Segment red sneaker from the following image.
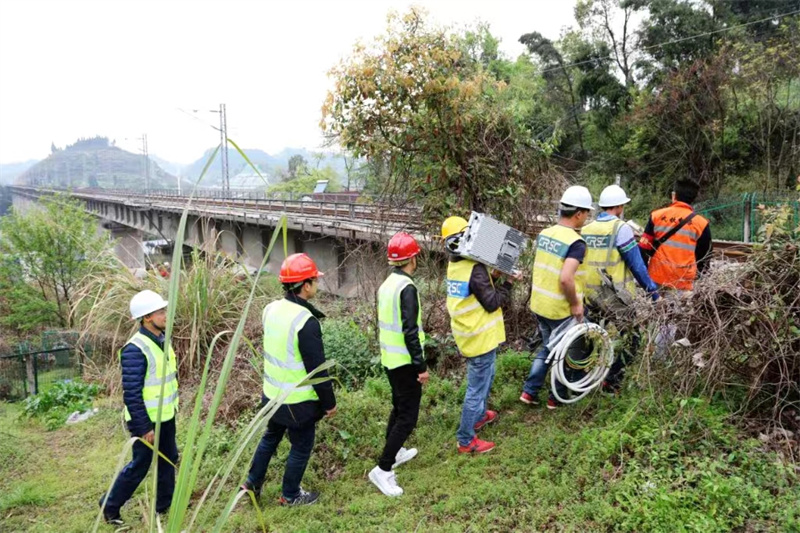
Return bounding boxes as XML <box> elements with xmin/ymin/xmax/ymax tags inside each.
<box><xmin>458</xmin><ymin>437</ymin><xmax>495</xmax><ymax>454</ymax></box>
<box><xmin>546</xmin><ymin>398</ymin><xmax>559</xmax><ymax>410</ymax></box>
<box><xmin>519</xmin><ymin>392</ymin><xmax>538</xmax><ymax>405</ymax></box>
<box><xmin>474</xmin><ymin>410</ymin><xmax>497</xmax><ymax>431</ymax></box>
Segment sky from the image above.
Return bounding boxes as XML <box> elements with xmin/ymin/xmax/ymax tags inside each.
<box><xmin>0</xmin><ymin>0</ymin><xmax>578</xmax><ymax>165</ymax></box>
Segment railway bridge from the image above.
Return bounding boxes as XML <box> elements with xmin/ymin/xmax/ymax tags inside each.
<box><xmin>7</xmin><ymin>186</ymin><xmax>751</xmax><ymax>297</ymax></box>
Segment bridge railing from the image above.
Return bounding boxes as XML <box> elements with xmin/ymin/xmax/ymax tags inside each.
<box><xmin>19</xmin><ymin>186</ymin><xmax>425</xmax><ymax>229</ymax></box>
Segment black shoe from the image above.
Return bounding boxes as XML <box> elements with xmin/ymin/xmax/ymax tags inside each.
<box><xmin>103</xmin><ymin>512</ymin><xmax>125</xmax><ymax>526</ymax></box>
<box><xmin>279</xmin><ymin>488</ymin><xmax>319</xmax><ymax>506</ymax></box>
<box><xmin>240</xmin><ymin>481</ymin><xmax>261</xmax><ymax>501</ymax></box>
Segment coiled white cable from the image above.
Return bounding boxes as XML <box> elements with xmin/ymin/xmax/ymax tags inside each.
<box><xmin>545</xmin><ymin>321</ymin><xmax>614</xmax><ymax>404</ymax></box>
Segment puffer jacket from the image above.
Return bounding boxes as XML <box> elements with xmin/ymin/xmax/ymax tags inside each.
<box><xmin>120</xmin><ymin>326</ymin><xmax>168</xmax><ymax>436</ymax></box>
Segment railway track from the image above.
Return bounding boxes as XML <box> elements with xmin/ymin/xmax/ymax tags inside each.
<box><xmin>14</xmin><ymin>186</ymin><xmax>756</xmax><ymax>257</ymax></box>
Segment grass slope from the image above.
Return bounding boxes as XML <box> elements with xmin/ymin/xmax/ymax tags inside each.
<box><xmin>1</xmin><ymin>351</ymin><xmax>798</xmax><ymax>533</ymax></box>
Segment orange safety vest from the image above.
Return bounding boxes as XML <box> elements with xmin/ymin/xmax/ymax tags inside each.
<box><xmin>641</xmin><ymin>201</ymin><xmax>709</xmax><ymax>290</ymax></box>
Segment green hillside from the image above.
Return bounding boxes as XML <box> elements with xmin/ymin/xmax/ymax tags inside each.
<box><xmin>16</xmin><ymin>137</ymin><xmax>180</xmax><ymax>190</ymax></box>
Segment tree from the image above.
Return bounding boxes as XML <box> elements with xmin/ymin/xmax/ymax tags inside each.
<box><xmin>0</xmin><ymin>194</ymin><xmax>114</xmax><ymax>329</ymax></box>
<box><xmin>520</xmin><ymin>31</ymin><xmax>586</xmax><ymax>154</ymax></box>
<box><xmin>322</xmin><ymin>9</ymin><xmax>560</xmax><ymax>227</ymax></box>
<box><xmin>268</xmin><ymin>166</ymin><xmax>341</xmax><ymax>195</ymax></box>
<box><xmin>287</xmin><ymin>154</ymin><xmax>308</xmax><ymax>179</ymax></box>
<box><xmin>575</xmin><ymin>0</ymin><xmax>638</xmax><ymax>88</ymax></box>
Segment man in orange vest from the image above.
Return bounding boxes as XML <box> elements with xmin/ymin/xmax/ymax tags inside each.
<box><xmin>639</xmin><ymin>180</ymin><xmax>712</xmax><ymax>291</ymax></box>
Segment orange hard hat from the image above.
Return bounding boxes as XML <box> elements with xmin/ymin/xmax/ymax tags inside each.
<box><xmin>279</xmin><ymin>253</ymin><xmax>323</xmax><ymax>283</ymax></box>
<box><xmin>387</xmin><ymin>232</ymin><xmax>421</xmax><ymax>262</ymax></box>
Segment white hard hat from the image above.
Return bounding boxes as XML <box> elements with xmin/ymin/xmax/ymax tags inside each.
<box><xmin>598</xmin><ymin>184</ymin><xmax>631</xmax><ymax>207</ymax></box>
<box><xmin>130</xmin><ymin>290</ymin><xmax>168</xmax><ymax>320</ymax></box>
<box><xmin>560</xmin><ymin>185</ymin><xmax>594</xmax><ymax>210</ymax></box>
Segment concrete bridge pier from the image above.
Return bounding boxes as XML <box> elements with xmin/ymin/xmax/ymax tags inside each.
<box><xmin>104</xmin><ymin>221</ymin><xmax>144</xmax><ymax>268</ymax></box>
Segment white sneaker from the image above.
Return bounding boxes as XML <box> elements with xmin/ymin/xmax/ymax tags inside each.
<box><xmin>368</xmin><ymin>466</ymin><xmax>403</xmax><ymax>496</ymax></box>
<box><xmin>392</xmin><ymin>447</ymin><xmax>418</xmax><ymax>469</ymax></box>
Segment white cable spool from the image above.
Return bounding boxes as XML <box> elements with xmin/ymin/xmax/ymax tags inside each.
<box><xmin>545</xmin><ymin>322</ymin><xmax>614</xmax><ymax>404</ymax></box>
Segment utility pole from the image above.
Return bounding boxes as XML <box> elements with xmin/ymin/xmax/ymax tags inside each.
<box><xmin>219</xmin><ymin>103</ymin><xmax>229</xmax><ymax>195</ymax></box>
<box><xmin>141</xmin><ymin>134</ymin><xmax>150</xmax><ymax>190</ymax></box>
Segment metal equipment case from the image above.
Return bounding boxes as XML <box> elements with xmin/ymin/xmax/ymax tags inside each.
<box><xmin>456</xmin><ymin>212</ymin><xmax>529</xmax><ymax>275</ymax></box>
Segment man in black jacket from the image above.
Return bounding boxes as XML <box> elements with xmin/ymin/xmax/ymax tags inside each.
<box><xmin>369</xmin><ymin>232</ymin><xmax>428</xmax><ymax>497</ymax></box>
<box><xmin>99</xmin><ymin>290</ymin><xmax>179</xmax><ymax>527</ymax></box>
<box><xmin>241</xmin><ymin>253</ymin><xmax>336</xmax><ymax>506</ymax></box>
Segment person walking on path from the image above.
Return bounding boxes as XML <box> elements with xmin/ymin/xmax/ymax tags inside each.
<box><xmin>581</xmin><ymin>185</ymin><xmax>659</xmax><ymax>393</ymax></box>
<box><xmin>241</xmin><ymin>253</ymin><xmax>336</xmax><ymax>507</ymax></box>
<box><xmin>520</xmin><ymin>186</ymin><xmax>592</xmax><ymax>410</ymax></box>
<box><xmin>99</xmin><ymin>290</ymin><xmax>179</xmax><ymax>527</ymax></box>
<box><xmin>639</xmin><ymin>179</ymin><xmax>712</xmax><ymax>292</ymax></box>
<box><xmin>443</xmin><ymin>216</ymin><xmax>520</xmax><ymax>455</ymax></box>
<box><xmin>369</xmin><ymin>232</ymin><xmax>429</xmax><ymax>497</ymax></box>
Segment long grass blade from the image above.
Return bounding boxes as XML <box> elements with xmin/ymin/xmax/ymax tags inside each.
<box><xmin>227</xmin><ymin>138</ymin><xmax>270</xmax><ymax>188</ymax></box>
<box><xmin>93</xmin><ymin>437</ymin><xmax>139</xmax><ymax>533</ymax></box>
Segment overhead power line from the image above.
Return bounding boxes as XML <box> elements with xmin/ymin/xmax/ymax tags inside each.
<box><xmin>534</xmin><ymin>7</ymin><xmax>800</xmax><ymax>75</ymax></box>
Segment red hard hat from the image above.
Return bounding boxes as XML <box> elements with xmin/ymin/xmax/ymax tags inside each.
<box><xmin>387</xmin><ymin>232</ymin><xmax>421</xmax><ymax>261</ymax></box>
<box><xmin>279</xmin><ymin>253</ymin><xmax>323</xmax><ymax>283</ymax></box>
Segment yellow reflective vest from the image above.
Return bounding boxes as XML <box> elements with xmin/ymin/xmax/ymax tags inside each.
<box><xmin>262</xmin><ymin>298</ymin><xmax>319</xmax><ymax>405</ymax></box>
<box><xmin>581</xmin><ymin>217</ymin><xmax>635</xmax><ymax>301</ymax></box>
<box><xmin>121</xmin><ymin>332</ymin><xmax>179</xmax><ymax>423</ymax></box>
<box><xmin>378</xmin><ymin>272</ymin><xmax>425</xmax><ymax>369</ymax></box>
<box><xmin>446</xmin><ymin>259</ymin><xmax>505</xmax><ymax>357</ymax></box>
<box><xmin>529</xmin><ymin>225</ymin><xmax>586</xmax><ymax>320</ymax></box>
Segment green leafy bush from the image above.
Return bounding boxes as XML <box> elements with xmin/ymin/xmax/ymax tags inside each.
<box><xmin>23</xmin><ymin>380</ymin><xmax>101</xmax><ymax>430</ymax></box>
<box><xmin>322</xmin><ymin>319</ymin><xmax>379</xmax><ymax>389</ymax></box>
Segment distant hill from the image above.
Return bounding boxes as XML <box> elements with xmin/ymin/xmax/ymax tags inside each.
<box><xmin>184</xmin><ymin>147</ymin><xmax>347</xmax><ymax>185</ymax></box>
<box><xmin>0</xmin><ymin>159</ymin><xmax>39</xmax><ymax>185</ymax></box>
<box><xmin>16</xmin><ymin>136</ymin><xmax>182</xmax><ymax>190</ymax></box>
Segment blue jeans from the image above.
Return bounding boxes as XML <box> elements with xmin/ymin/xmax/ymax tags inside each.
<box><xmin>246</xmin><ymin>420</ymin><xmax>316</xmax><ymax>500</ymax></box>
<box><xmin>101</xmin><ymin>418</ymin><xmax>179</xmax><ymax>515</ymax></box>
<box><xmin>456</xmin><ymin>349</ymin><xmax>496</xmax><ymax>446</ymax></box>
<box><xmin>522</xmin><ymin>315</ymin><xmax>575</xmax><ymax>401</ymax></box>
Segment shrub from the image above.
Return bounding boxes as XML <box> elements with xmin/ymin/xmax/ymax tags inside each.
<box><xmin>322</xmin><ymin>319</ymin><xmax>379</xmax><ymax>389</ymax></box>
<box><xmin>23</xmin><ymin>379</ymin><xmax>101</xmax><ymax>430</ymax></box>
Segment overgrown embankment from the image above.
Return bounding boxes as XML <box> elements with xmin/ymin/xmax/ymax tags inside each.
<box><xmin>1</xmin><ymin>350</ymin><xmax>798</xmax><ymax>533</ymax></box>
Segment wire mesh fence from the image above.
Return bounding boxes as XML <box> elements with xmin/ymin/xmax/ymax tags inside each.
<box><xmin>696</xmin><ymin>192</ymin><xmax>799</xmax><ymax>242</ymax></box>
<box><xmin>0</xmin><ymin>331</ymin><xmax>87</xmax><ymax>401</ymax></box>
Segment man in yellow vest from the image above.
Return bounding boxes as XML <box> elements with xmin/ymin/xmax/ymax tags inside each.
<box><xmin>241</xmin><ymin>253</ymin><xmax>336</xmax><ymax>507</ymax></box>
<box><xmin>582</xmin><ymin>185</ymin><xmax>659</xmax><ymax>393</ymax></box>
<box><xmin>520</xmin><ymin>186</ymin><xmax>592</xmax><ymax>410</ymax></box>
<box><xmin>369</xmin><ymin>232</ymin><xmax>428</xmax><ymax>496</ymax></box>
<box><xmin>443</xmin><ymin>216</ymin><xmax>520</xmax><ymax>454</ymax></box>
<box><xmin>99</xmin><ymin>290</ymin><xmax>179</xmax><ymax>527</ymax></box>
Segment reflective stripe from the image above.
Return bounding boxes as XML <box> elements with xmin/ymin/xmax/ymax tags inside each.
<box><xmin>379</xmin><ymin>320</ymin><xmax>403</xmax><ymax>333</ymax></box>
<box><xmin>653</xmin><ymin>225</ymin><xmax>698</xmax><ymax>239</ymax></box>
<box><xmin>130</xmin><ymin>338</ymin><xmax>157</xmax><ymax>381</ymax></box>
<box><xmin>143</xmin><ymin>390</ymin><xmax>179</xmax><ymax>409</ymax></box>
<box><xmin>286</xmin><ymin>310</ymin><xmax>313</xmax><ymax>360</ymax></box>
<box><xmin>144</xmin><ymin>371</ymin><xmax>176</xmax><ymax>387</ymax></box>
<box><xmin>264</xmin><ymin>373</ymin><xmax>313</xmax><ymax>392</ymax></box>
<box><xmin>535</xmin><ymin>263</ymin><xmax>562</xmax><ymax>276</ymax></box>
<box><xmin>531</xmin><ymin>285</ymin><xmax>566</xmax><ymax>300</ymax></box>
<box><xmin>661</xmin><ymin>240</ymin><xmax>696</xmax><ymax>251</ymax></box>
<box><xmin>380</xmin><ymin>342</ymin><xmax>410</xmax><ymax>356</ymax></box>
<box><xmin>587</xmin><ymin>259</ymin><xmax>622</xmax><ymax>268</ymax></box>
<box><xmin>391</xmin><ymin>279</ymin><xmax>411</xmax><ymax>330</ymax></box>
<box><xmin>263</xmin><ymin>350</ymin><xmax>305</xmax><ymax>371</ymax></box>
<box><xmin>449</xmin><ymin>301</ymin><xmax>482</xmax><ymax>318</ymax></box>
<box><xmin>452</xmin><ymin>316</ymin><xmax>504</xmax><ymax>338</ymax></box>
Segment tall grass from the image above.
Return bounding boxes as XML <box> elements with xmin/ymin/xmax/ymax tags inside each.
<box><xmin>93</xmin><ymin>141</ymin><xmax>331</xmax><ymax>532</ymax></box>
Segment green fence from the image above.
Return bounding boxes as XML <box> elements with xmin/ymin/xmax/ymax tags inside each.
<box><xmin>696</xmin><ymin>192</ymin><xmax>799</xmax><ymax>242</ymax></box>
<box><xmin>0</xmin><ymin>331</ymin><xmax>87</xmax><ymax>401</ymax></box>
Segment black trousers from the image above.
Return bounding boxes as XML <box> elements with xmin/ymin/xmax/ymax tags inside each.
<box><xmin>102</xmin><ymin>418</ymin><xmax>179</xmax><ymax>515</ymax></box>
<box><xmin>245</xmin><ymin>419</ymin><xmax>316</xmax><ymax>500</ymax></box>
<box><xmin>378</xmin><ymin>364</ymin><xmax>422</xmax><ymax>471</ymax></box>
<box><xmin>606</xmin><ymin>329</ymin><xmax>640</xmax><ymax>388</ymax></box>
